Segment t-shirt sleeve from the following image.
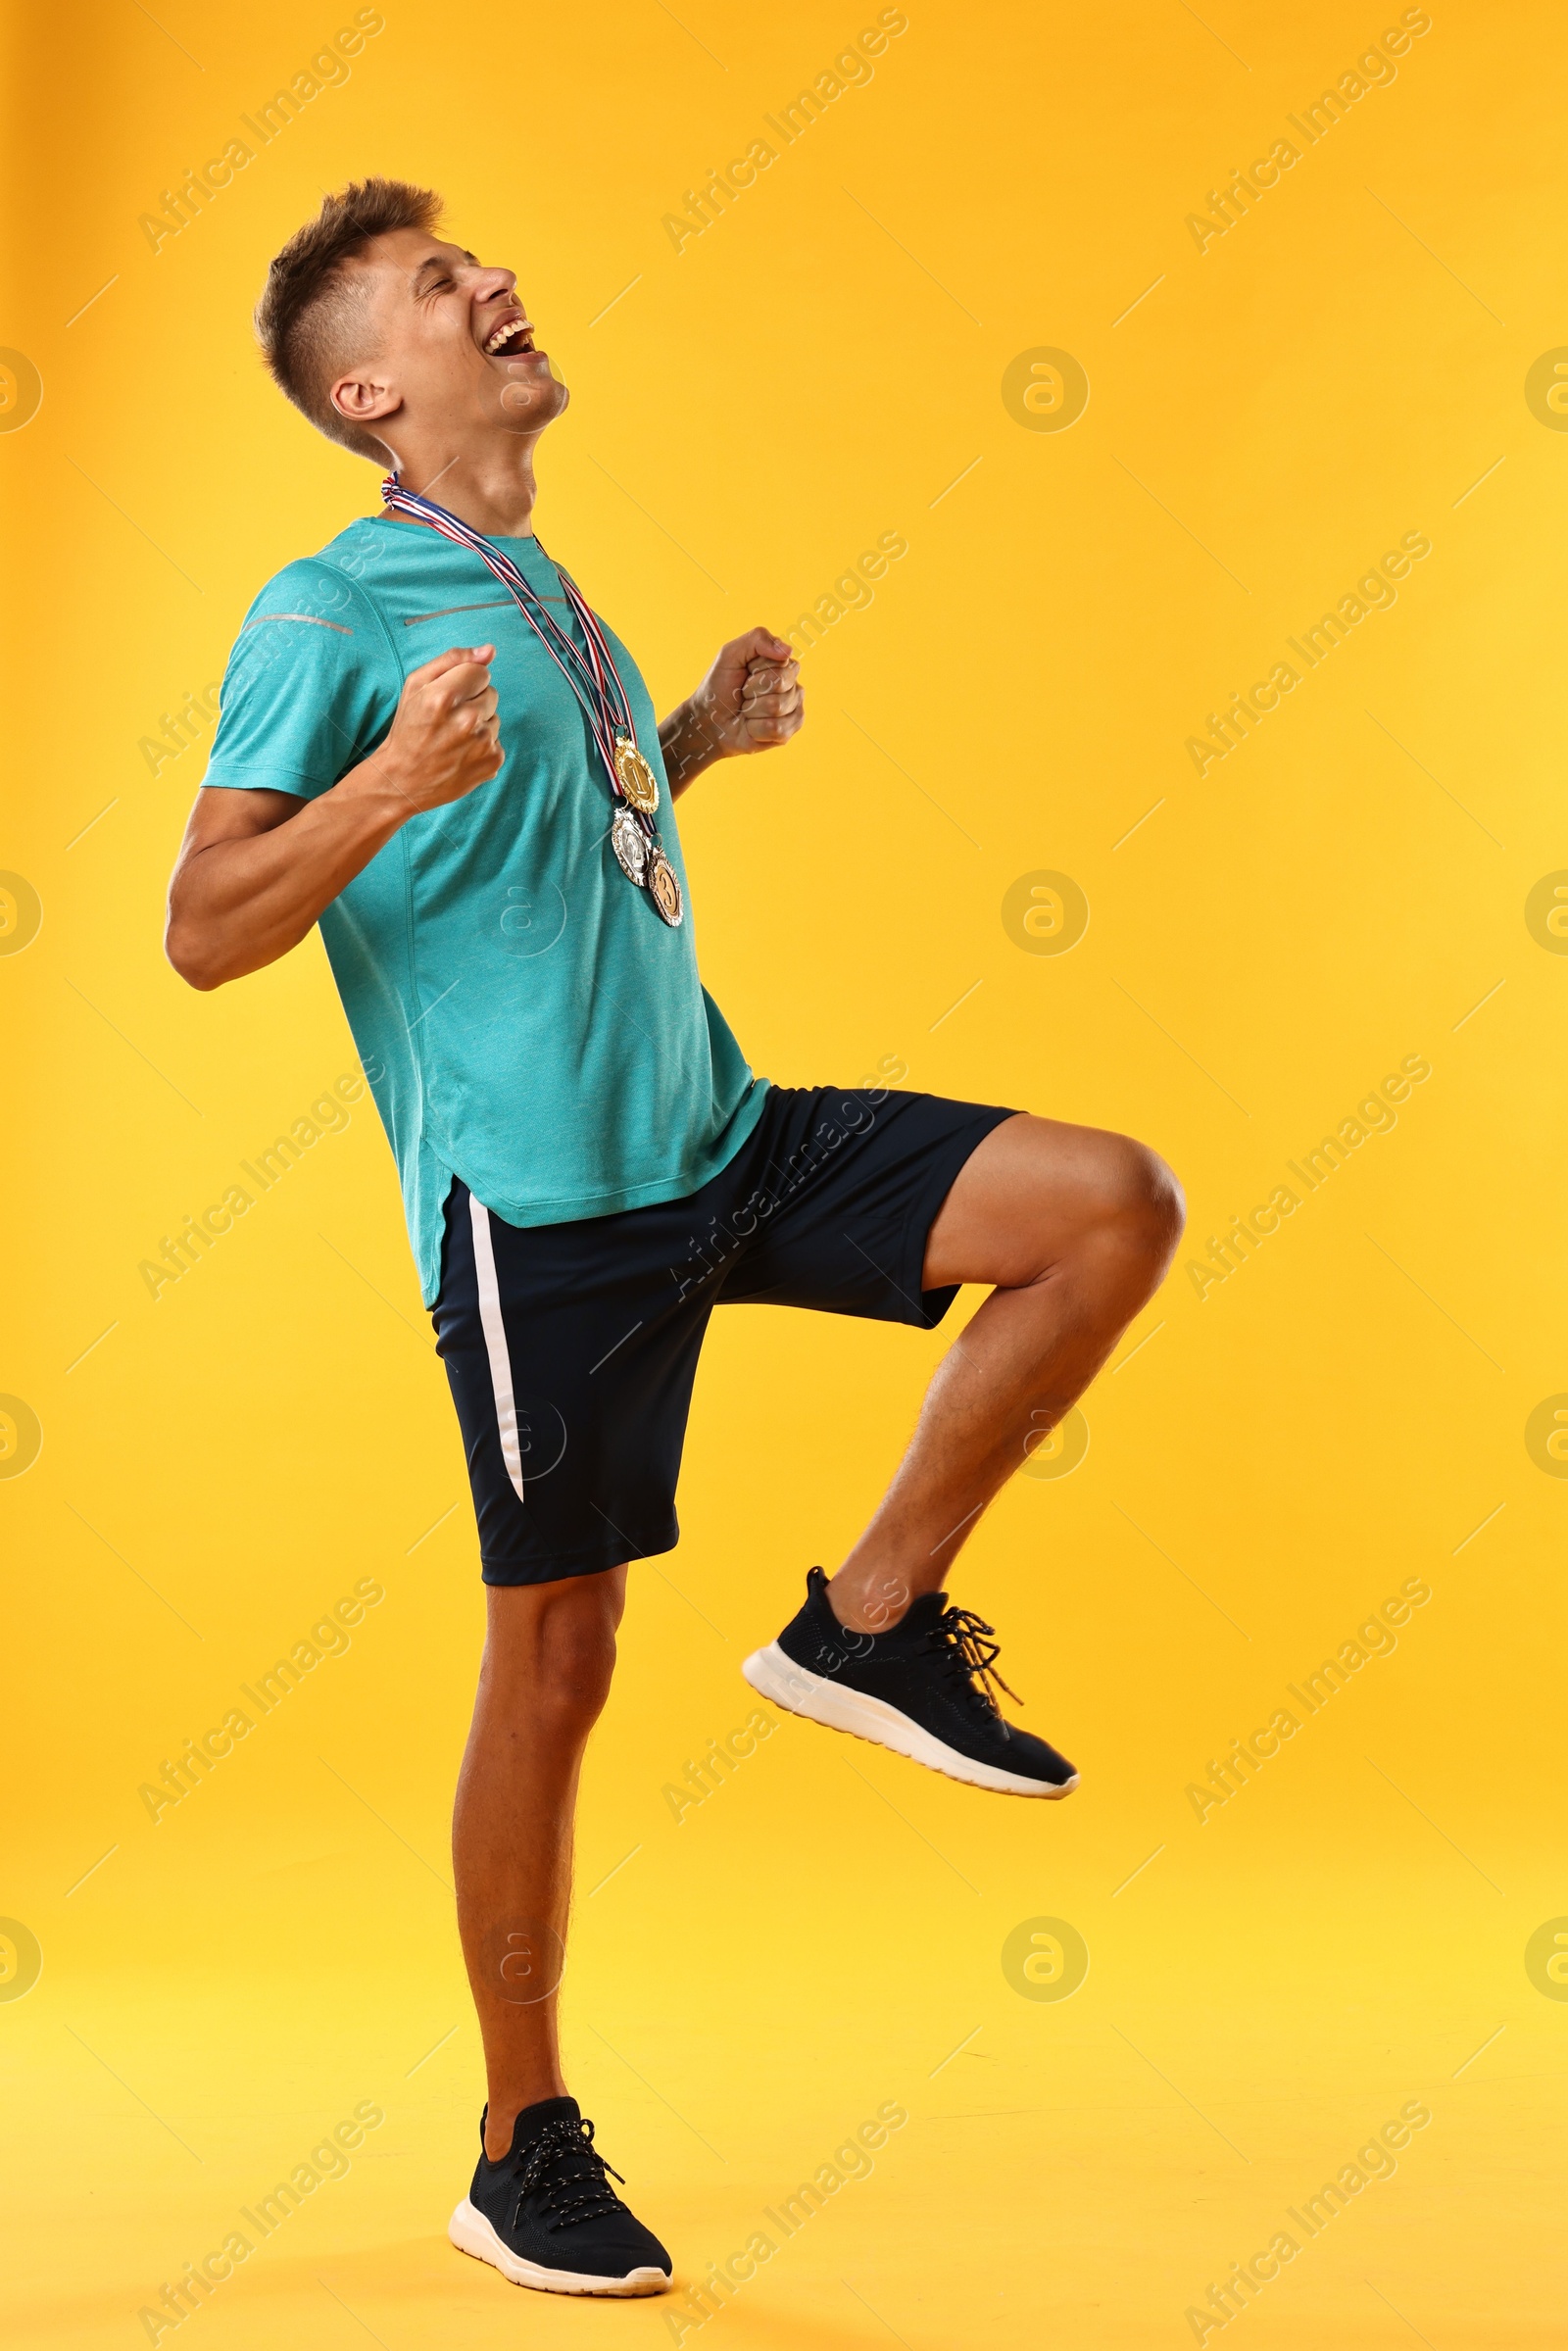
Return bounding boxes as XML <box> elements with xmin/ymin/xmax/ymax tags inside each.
<box><xmin>201</xmin><ymin>559</ymin><xmax>403</xmax><ymax>800</ymax></box>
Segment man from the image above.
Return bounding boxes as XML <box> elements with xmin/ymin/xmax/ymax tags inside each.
<box><xmin>167</xmin><ymin>178</ymin><xmax>1184</xmax><ymax>2299</ymax></box>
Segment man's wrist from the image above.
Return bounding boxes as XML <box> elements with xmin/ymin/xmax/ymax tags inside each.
<box><xmin>337</xmin><ymin>748</ymin><xmax>422</xmax><ymax>836</ymax></box>
<box><xmin>659</xmin><ymin>697</ymin><xmax>725</xmax><ymax>794</ymax></box>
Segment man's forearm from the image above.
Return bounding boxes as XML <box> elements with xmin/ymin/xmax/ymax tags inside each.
<box><xmin>657</xmin><ymin>699</ymin><xmax>726</xmax><ymax>798</ymax></box>
<box><xmin>167</xmin><ymin>763</ymin><xmax>413</xmax><ymax>990</ymax></box>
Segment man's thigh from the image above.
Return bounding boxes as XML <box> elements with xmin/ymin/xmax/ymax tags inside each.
<box><xmin>714</xmin><ymin>1086</ymin><xmax>1016</xmax><ymax>1330</ymax></box>
<box><xmin>921</xmin><ymin>1114</ymin><xmax>1175</xmax><ymax>1291</ymax></box>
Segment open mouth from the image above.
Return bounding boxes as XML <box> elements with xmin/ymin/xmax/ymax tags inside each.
<box><xmin>481</xmin><ymin>314</ymin><xmax>538</xmax><ymax>360</ymax></box>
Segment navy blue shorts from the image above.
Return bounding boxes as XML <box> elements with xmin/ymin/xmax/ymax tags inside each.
<box><xmin>430</xmin><ymin>1086</ymin><xmax>1016</xmax><ymax>1585</ymax></box>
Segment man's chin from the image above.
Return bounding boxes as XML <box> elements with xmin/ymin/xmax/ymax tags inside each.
<box><xmin>496</xmin><ymin>369</ymin><xmax>568</xmax><ymax>425</ymax></box>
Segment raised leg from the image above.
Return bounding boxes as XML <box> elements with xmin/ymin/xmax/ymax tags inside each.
<box><xmin>826</xmin><ymin>1114</ymin><xmax>1183</xmax><ymax>1632</ymax></box>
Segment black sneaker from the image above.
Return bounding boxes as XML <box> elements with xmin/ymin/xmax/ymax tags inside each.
<box><xmin>449</xmin><ymin>2095</ymin><xmax>671</xmax><ymax>2296</ymax></box>
<box><xmin>743</xmin><ymin>1568</ymin><xmax>1078</xmax><ymax>1798</ymax></box>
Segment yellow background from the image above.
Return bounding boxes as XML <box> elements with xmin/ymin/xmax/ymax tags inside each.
<box><xmin>4</xmin><ymin>1</ymin><xmax>1565</xmax><ymax>2342</ymax></box>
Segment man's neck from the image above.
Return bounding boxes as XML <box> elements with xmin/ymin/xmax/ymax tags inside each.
<box><xmin>385</xmin><ymin>440</ymin><xmax>542</xmax><ymax>539</ymax></box>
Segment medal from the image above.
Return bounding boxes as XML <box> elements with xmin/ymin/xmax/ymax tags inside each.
<box><xmin>611</xmin><ymin>804</ymin><xmax>649</xmax><ymax>886</ymax></box>
<box><xmin>379</xmin><ymin>475</ymin><xmax>682</xmax><ymax>928</ymax></box>
<box><xmin>646</xmin><ymin>847</ymin><xmax>684</xmax><ymax>927</ymax></box>
<box><xmin>612</xmin><ymin>733</ymin><xmax>660</xmax><ymax>814</ymax></box>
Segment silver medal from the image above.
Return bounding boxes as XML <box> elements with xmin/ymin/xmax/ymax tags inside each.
<box><xmin>611</xmin><ymin>805</ymin><xmax>649</xmax><ymax>886</ymax></box>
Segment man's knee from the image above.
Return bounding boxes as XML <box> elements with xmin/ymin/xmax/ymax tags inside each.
<box><xmin>1094</xmin><ymin>1134</ymin><xmax>1186</xmax><ymax>1260</ymax></box>
<box><xmin>487</xmin><ymin>1577</ymin><xmax>621</xmax><ymax>1725</ymax></box>
<box><xmin>538</xmin><ymin>1613</ymin><xmax>618</xmax><ymax>1723</ymax></box>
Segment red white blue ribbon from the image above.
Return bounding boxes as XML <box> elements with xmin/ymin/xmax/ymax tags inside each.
<box><xmin>380</xmin><ymin>474</ymin><xmax>644</xmax><ymax>805</ymax></box>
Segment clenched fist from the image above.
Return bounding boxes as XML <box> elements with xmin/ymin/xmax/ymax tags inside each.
<box><xmin>378</xmin><ymin>644</ymin><xmax>505</xmax><ymax>810</ymax></box>
<box><xmin>659</xmin><ymin>626</ymin><xmax>805</xmax><ymax>795</ymax></box>
<box><xmin>166</xmin><ymin>644</ymin><xmax>506</xmax><ymax>992</ymax></box>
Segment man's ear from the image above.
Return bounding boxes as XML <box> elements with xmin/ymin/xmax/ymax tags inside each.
<box><xmin>330</xmin><ymin>367</ymin><xmax>401</xmax><ymax>429</ymax></box>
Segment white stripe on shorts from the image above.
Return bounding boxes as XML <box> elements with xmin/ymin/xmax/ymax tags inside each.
<box><xmin>468</xmin><ymin>1194</ymin><xmax>526</xmax><ymax>1503</ymax></box>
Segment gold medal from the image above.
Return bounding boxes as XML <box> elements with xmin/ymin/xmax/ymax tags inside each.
<box><xmin>613</xmin><ymin>732</ymin><xmax>660</xmax><ymax>814</ymax></box>
<box><xmin>645</xmin><ymin>847</ymin><xmax>684</xmax><ymax>927</ymax></box>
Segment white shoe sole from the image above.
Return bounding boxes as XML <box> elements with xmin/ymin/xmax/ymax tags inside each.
<box><xmin>741</xmin><ymin>1641</ymin><xmax>1079</xmax><ymax>1799</ymax></box>
<box><xmin>448</xmin><ymin>2199</ymin><xmax>670</xmax><ymax>2296</ymax></box>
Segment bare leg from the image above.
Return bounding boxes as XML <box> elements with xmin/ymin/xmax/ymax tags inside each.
<box><xmin>827</xmin><ymin>1115</ymin><xmax>1183</xmax><ymax>1632</ymax></box>
<box><xmin>451</xmin><ymin>1122</ymin><xmax>1179</xmax><ymax>2139</ymax></box>
<box><xmin>452</xmin><ymin>1569</ymin><xmax>625</xmax><ymax>2161</ymax></box>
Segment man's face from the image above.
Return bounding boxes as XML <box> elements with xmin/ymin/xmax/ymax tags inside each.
<box><xmin>336</xmin><ymin>226</ymin><xmax>568</xmax><ymax>447</ymax></box>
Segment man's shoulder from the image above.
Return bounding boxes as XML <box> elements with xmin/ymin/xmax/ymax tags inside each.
<box><xmin>207</xmin><ymin>528</ymin><xmax>406</xmax><ymax>787</ymax></box>
<box><xmin>245</xmin><ymin>515</ymin><xmax>482</xmax><ymax>630</ymax></box>
<box><xmin>241</xmin><ymin>523</ymin><xmax>379</xmax><ymax>623</ymax></box>
<box><xmin>231</xmin><ymin>526</ymin><xmax>412</xmax><ymax>684</ymax></box>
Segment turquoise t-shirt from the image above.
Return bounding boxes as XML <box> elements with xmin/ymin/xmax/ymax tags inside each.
<box><xmin>202</xmin><ymin>514</ymin><xmax>767</xmax><ymax>1302</ymax></box>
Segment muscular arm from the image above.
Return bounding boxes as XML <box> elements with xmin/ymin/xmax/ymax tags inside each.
<box><xmin>169</xmin><ymin>771</ymin><xmax>410</xmax><ymax>990</ymax></box>
<box><xmin>169</xmin><ymin>621</ymin><xmax>804</xmax><ymax>988</ymax></box>
<box><xmin>166</xmin><ymin>644</ymin><xmax>502</xmax><ymax>991</ymax></box>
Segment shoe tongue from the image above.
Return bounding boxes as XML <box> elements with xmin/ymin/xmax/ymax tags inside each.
<box><xmin>507</xmin><ymin>2094</ymin><xmax>581</xmax><ymax>2155</ymax></box>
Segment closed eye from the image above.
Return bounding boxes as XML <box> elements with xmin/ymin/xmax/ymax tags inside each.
<box><xmin>412</xmin><ymin>257</ymin><xmax>458</xmax><ymax>299</ymax></box>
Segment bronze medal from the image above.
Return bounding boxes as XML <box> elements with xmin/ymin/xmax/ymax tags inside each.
<box><xmin>645</xmin><ymin>847</ymin><xmax>684</xmax><ymax>927</ymax></box>
<box><xmin>613</xmin><ymin>733</ymin><xmax>660</xmax><ymax>814</ymax></box>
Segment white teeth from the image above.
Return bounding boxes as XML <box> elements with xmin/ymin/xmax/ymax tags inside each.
<box><xmin>484</xmin><ymin>319</ymin><xmax>528</xmax><ymax>354</ymax></box>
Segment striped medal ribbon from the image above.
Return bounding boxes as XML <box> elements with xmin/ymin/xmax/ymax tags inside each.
<box><xmin>379</xmin><ymin>474</ymin><xmax>683</xmax><ymax>926</ymax></box>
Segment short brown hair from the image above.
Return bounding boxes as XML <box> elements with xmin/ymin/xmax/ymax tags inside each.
<box><xmin>255</xmin><ymin>177</ymin><xmax>442</xmax><ymax>459</ymax></box>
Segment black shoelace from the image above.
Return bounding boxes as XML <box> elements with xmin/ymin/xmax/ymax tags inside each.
<box><xmin>512</xmin><ymin>2116</ymin><xmax>626</xmax><ymax>2233</ymax></box>
<box><xmin>924</xmin><ymin>1603</ymin><xmax>1023</xmax><ymax>1719</ymax></box>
